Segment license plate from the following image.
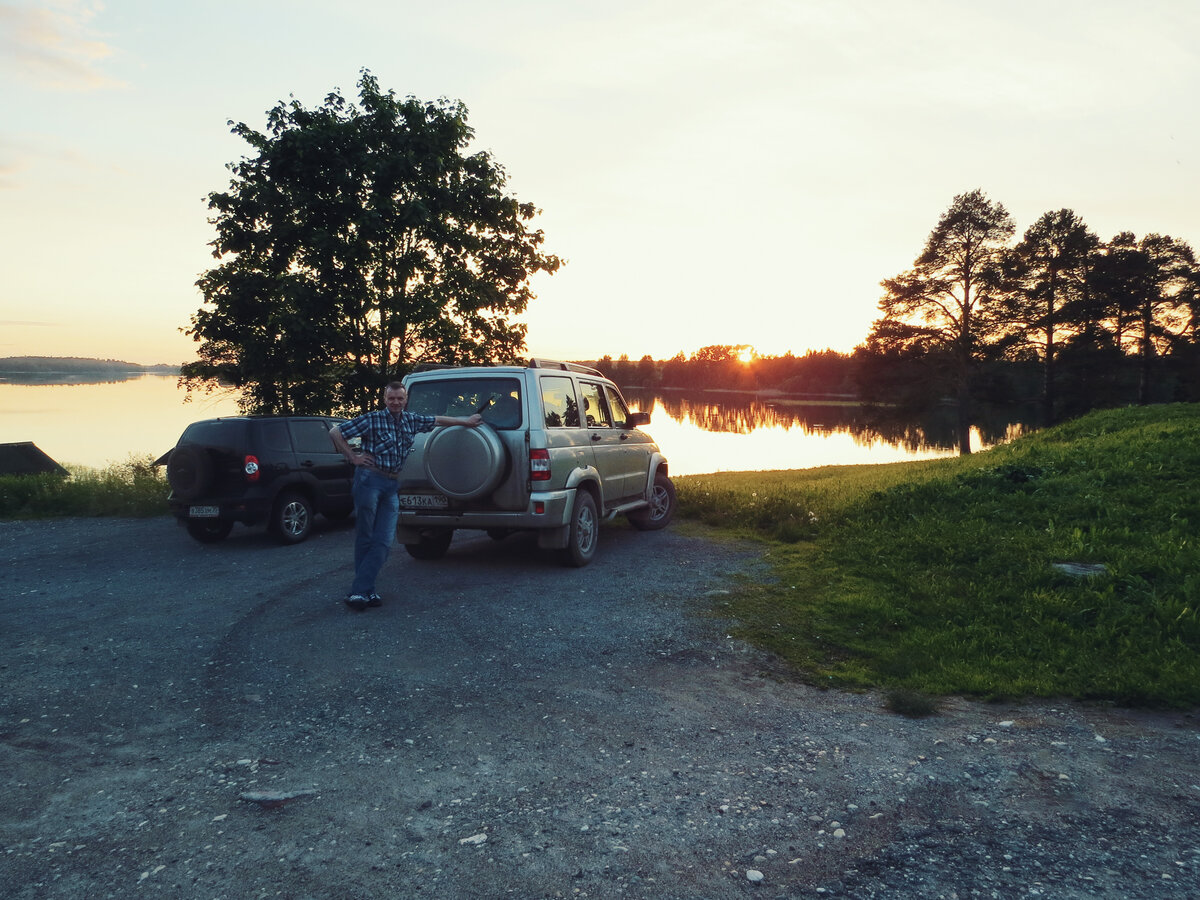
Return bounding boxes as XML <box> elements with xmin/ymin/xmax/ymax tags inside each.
<box><xmin>189</xmin><ymin>505</ymin><xmax>220</xmax><ymax>517</ymax></box>
<box><xmin>399</xmin><ymin>493</ymin><xmax>448</xmax><ymax>509</ymax></box>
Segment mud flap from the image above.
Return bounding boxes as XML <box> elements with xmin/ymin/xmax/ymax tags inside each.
<box><xmin>537</xmin><ymin>524</ymin><xmax>570</xmax><ymax>550</ymax></box>
<box><xmin>395</xmin><ymin>525</ymin><xmax>422</xmax><ymax>545</ymax></box>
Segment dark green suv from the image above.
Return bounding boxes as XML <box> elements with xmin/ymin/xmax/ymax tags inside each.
<box><xmin>395</xmin><ymin>360</ymin><xmax>676</xmax><ymax>566</ymax></box>
<box><xmin>165</xmin><ymin>416</ymin><xmax>354</xmax><ymax>544</ymax></box>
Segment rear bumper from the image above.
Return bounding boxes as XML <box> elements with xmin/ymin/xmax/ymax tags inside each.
<box><xmin>395</xmin><ymin>489</ymin><xmax>573</xmax><ymax>535</ymax></box>
<box><xmin>168</xmin><ymin>495</ymin><xmax>272</xmax><ymax>525</ymax></box>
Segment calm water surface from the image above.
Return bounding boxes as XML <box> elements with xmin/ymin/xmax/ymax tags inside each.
<box><xmin>0</xmin><ymin>376</ymin><xmax>242</xmax><ymax>469</ymax></box>
<box><xmin>0</xmin><ymin>376</ymin><xmax>1021</xmax><ymax>475</ymax></box>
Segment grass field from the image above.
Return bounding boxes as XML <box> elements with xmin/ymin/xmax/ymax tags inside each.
<box><xmin>677</xmin><ymin>403</ymin><xmax>1200</xmax><ymax>708</ymax></box>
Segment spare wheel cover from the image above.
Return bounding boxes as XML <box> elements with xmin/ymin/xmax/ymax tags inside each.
<box><xmin>423</xmin><ymin>425</ymin><xmax>507</xmax><ymax>500</ymax></box>
<box><xmin>167</xmin><ymin>445</ymin><xmax>212</xmax><ymax>501</ymax></box>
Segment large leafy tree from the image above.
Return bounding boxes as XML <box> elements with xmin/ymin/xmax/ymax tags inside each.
<box><xmin>183</xmin><ymin>70</ymin><xmax>561</xmax><ymax>415</ymax></box>
<box><xmin>1176</xmin><ymin>249</ymin><xmax>1200</xmax><ymax>399</ymax></box>
<box><xmin>1130</xmin><ymin>234</ymin><xmax>1197</xmax><ymax>404</ymax></box>
<box><xmin>1091</xmin><ymin>232</ymin><xmax>1197</xmax><ymax>404</ymax></box>
<box><xmin>870</xmin><ymin>189</ymin><xmax>1015</xmax><ymax>452</ymax></box>
<box><xmin>999</xmin><ymin>209</ymin><xmax>1099</xmax><ymax>422</ymax></box>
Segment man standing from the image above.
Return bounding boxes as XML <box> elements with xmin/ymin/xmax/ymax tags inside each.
<box><xmin>330</xmin><ymin>381</ymin><xmax>482</xmax><ymax>611</ymax></box>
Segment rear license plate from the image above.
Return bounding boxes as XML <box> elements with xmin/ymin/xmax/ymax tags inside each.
<box><xmin>189</xmin><ymin>505</ymin><xmax>220</xmax><ymax>518</ymax></box>
<box><xmin>399</xmin><ymin>494</ymin><xmax>448</xmax><ymax>509</ymax></box>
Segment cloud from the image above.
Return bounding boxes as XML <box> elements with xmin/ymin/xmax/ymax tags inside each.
<box><xmin>0</xmin><ymin>1</ymin><xmax>124</xmax><ymax>90</ymax></box>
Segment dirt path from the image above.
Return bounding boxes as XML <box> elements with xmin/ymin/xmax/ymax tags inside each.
<box><xmin>1</xmin><ymin>517</ymin><xmax>1197</xmax><ymax>898</ymax></box>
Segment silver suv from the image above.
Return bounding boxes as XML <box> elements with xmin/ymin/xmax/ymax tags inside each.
<box><xmin>396</xmin><ymin>359</ymin><xmax>676</xmax><ymax>566</ymax></box>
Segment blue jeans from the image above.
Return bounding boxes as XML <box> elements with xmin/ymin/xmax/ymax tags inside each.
<box><xmin>350</xmin><ymin>467</ymin><xmax>400</xmax><ymax>597</ymax></box>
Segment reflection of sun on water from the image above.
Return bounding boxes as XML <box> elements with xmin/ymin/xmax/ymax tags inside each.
<box><xmin>646</xmin><ymin>401</ymin><xmax>952</xmax><ymax>477</ymax></box>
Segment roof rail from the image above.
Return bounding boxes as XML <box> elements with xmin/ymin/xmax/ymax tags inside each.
<box><xmin>410</xmin><ymin>362</ymin><xmax>460</xmax><ymax>373</ymax></box>
<box><xmin>528</xmin><ymin>358</ymin><xmax>603</xmax><ymax>376</ymax></box>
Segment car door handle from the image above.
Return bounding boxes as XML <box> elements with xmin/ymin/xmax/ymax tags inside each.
<box><xmin>591</xmin><ymin>434</ymin><xmax>602</xmax><ymax>441</ymax></box>
<box><xmin>301</xmin><ymin>460</ymin><xmax>315</xmax><ymax>467</ymax></box>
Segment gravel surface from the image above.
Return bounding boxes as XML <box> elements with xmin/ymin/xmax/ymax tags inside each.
<box><xmin>1</xmin><ymin>516</ymin><xmax>1198</xmax><ymax>899</ymax></box>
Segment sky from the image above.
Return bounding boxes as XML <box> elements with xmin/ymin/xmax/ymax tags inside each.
<box><xmin>2</xmin><ymin>0</ymin><xmax>1198</xmax><ymax>366</ymax></box>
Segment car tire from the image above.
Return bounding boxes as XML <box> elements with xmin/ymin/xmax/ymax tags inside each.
<box><xmin>166</xmin><ymin>445</ymin><xmax>214</xmax><ymax>502</ymax></box>
<box><xmin>423</xmin><ymin>425</ymin><xmax>508</xmax><ymax>500</ymax></box>
<box><xmin>563</xmin><ymin>490</ymin><xmax>599</xmax><ymax>567</ymax></box>
<box><xmin>628</xmin><ymin>471</ymin><xmax>677</xmax><ymax>531</ymax></box>
<box><xmin>185</xmin><ymin>519</ymin><xmax>234</xmax><ymax>543</ymax></box>
<box><xmin>272</xmin><ymin>491</ymin><xmax>313</xmax><ymax>544</ymax></box>
<box><xmin>405</xmin><ymin>529</ymin><xmax>454</xmax><ymax>560</ymax></box>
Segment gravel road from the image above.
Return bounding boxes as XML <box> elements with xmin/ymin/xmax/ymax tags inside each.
<box><xmin>1</xmin><ymin>515</ymin><xmax>1198</xmax><ymax>899</ymax></box>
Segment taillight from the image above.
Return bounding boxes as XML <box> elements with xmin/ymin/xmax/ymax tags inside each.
<box><xmin>530</xmin><ymin>448</ymin><xmax>551</xmax><ymax>481</ymax></box>
<box><xmin>243</xmin><ymin>455</ymin><xmax>261</xmax><ymax>482</ymax></box>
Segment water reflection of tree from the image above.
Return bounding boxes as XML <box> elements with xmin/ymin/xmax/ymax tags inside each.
<box><xmin>627</xmin><ymin>389</ymin><xmax>1035</xmax><ymax>453</ymax></box>
<box><xmin>1</xmin><ymin>374</ymin><xmax>144</xmax><ymax>386</ymax></box>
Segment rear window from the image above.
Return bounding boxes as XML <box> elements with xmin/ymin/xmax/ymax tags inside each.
<box><xmin>179</xmin><ymin>419</ymin><xmax>249</xmax><ymax>448</ymax></box>
<box><xmin>407</xmin><ymin>377</ymin><xmax>523</xmax><ymax>429</ymax></box>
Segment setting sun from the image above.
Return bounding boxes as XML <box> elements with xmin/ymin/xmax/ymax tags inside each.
<box><xmin>736</xmin><ymin>346</ymin><xmax>757</xmax><ymax>364</ymax></box>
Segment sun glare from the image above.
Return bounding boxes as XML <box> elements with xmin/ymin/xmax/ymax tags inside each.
<box><xmin>736</xmin><ymin>346</ymin><xmax>756</xmax><ymax>364</ymax></box>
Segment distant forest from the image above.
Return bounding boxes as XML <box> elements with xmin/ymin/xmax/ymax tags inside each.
<box><xmin>589</xmin><ymin>190</ymin><xmax>1200</xmax><ymax>447</ymax></box>
<box><xmin>584</xmin><ymin>332</ymin><xmax>1200</xmax><ymax>435</ymax></box>
<box><xmin>0</xmin><ymin>357</ymin><xmax>178</xmax><ymax>375</ymax></box>
<box><xmin>586</xmin><ymin>340</ymin><xmax>1199</xmax><ymax>414</ymax></box>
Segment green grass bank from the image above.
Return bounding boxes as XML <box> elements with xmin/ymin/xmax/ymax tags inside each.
<box><xmin>677</xmin><ymin>402</ymin><xmax>1200</xmax><ymax>708</ymax></box>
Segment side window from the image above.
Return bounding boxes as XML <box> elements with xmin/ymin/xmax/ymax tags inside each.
<box><xmin>260</xmin><ymin>420</ymin><xmax>292</xmax><ymax>453</ymax></box>
<box><xmin>579</xmin><ymin>381</ymin><xmax>612</xmax><ymax>428</ymax></box>
<box><xmin>540</xmin><ymin>376</ymin><xmax>580</xmax><ymax>428</ymax></box>
<box><xmin>290</xmin><ymin>419</ymin><xmax>337</xmax><ymax>454</ymax></box>
<box><xmin>603</xmin><ymin>385</ymin><xmax>630</xmax><ymax>428</ymax></box>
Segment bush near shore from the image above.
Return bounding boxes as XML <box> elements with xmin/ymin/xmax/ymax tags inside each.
<box><xmin>3</xmin><ymin>405</ymin><xmax>1197</xmax><ymax>707</ymax></box>
<box><xmin>678</xmin><ymin>403</ymin><xmax>1200</xmax><ymax>707</ymax></box>
<box><xmin>0</xmin><ymin>456</ymin><xmax>167</xmax><ymax>518</ymax></box>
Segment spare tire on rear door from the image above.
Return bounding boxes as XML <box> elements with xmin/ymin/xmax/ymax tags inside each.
<box><xmin>423</xmin><ymin>425</ymin><xmax>507</xmax><ymax>500</ymax></box>
<box><xmin>166</xmin><ymin>445</ymin><xmax>214</xmax><ymax>501</ymax></box>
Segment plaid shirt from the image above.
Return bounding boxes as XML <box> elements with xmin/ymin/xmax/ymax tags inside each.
<box><xmin>337</xmin><ymin>409</ymin><xmax>437</xmax><ymax>473</ymax></box>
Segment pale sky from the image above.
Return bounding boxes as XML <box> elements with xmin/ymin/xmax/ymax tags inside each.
<box><xmin>2</xmin><ymin>0</ymin><xmax>1197</xmax><ymax>366</ymax></box>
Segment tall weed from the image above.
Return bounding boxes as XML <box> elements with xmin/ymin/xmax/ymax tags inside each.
<box><xmin>0</xmin><ymin>456</ymin><xmax>168</xmax><ymax>518</ymax></box>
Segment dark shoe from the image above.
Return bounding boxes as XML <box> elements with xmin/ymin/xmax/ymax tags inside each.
<box><xmin>367</xmin><ymin>592</ymin><xmax>383</xmax><ymax>608</ymax></box>
<box><xmin>345</xmin><ymin>594</ymin><xmax>368</xmax><ymax>611</ymax></box>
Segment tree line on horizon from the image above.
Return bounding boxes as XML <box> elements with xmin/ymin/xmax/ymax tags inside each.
<box><xmin>589</xmin><ymin>189</ymin><xmax>1199</xmax><ymax>452</ymax></box>
<box><xmin>0</xmin><ymin>356</ymin><xmax>178</xmax><ymax>374</ymax></box>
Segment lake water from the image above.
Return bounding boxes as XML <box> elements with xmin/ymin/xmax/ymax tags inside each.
<box><xmin>0</xmin><ymin>375</ymin><xmax>1024</xmax><ymax>476</ymax></box>
<box><xmin>0</xmin><ymin>375</ymin><xmax>243</xmax><ymax>470</ymax></box>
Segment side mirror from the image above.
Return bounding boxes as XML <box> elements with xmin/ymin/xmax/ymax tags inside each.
<box><xmin>626</xmin><ymin>411</ymin><xmax>651</xmax><ymax>428</ymax></box>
